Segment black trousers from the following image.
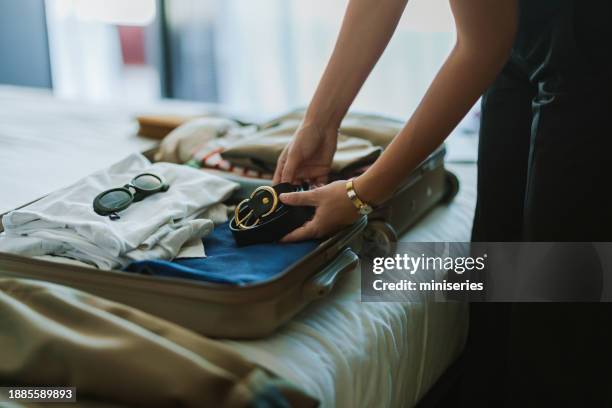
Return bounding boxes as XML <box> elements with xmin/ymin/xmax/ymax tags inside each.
<box><xmin>463</xmin><ymin>14</ymin><xmax>612</xmax><ymax>405</ymax></box>
<box><xmin>472</xmin><ymin>62</ymin><xmax>612</xmax><ymax>243</ymax></box>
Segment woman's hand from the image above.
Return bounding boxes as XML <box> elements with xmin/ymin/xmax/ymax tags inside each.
<box><xmin>279</xmin><ymin>180</ymin><xmax>359</xmax><ymax>242</ymax></box>
<box><xmin>273</xmin><ymin>123</ymin><xmax>338</xmax><ymax>185</ymax></box>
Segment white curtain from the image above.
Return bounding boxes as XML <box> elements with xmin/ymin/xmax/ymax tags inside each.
<box><xmin>45</xmin><ymin>0</ymin><xmax>159</xmax><ymax>102</ymax></box>
<box><xmin>213</xmin><ymin>0</ymin><xmax>456</xmax><ymax>120</ymax></box>
<box><xmin>45</xmin><ymin>0</ymin><xmax>123</xmax><ymax>100</ymax></box>
<box><xmin>45</xmin><ymin>0</ymin><xmax>459</xmax><ymax>122</ymax></box>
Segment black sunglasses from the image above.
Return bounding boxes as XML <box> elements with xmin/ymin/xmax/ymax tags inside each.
<box><xmin>93</xmin><ymin>173</ymin><xmax>169</xmax><ymax>220</ymax></box>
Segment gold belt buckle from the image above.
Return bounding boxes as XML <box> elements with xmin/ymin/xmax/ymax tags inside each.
<box><xmin>234</xmin><ymin>185</ymin><xmax>279</xmax><ymax>230</ymax></box>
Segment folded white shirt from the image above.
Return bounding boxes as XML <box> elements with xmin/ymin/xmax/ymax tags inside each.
<box><xmin>0</xmin><ymin>153</ymin><xmax>238</xmax><ymax>269</ymax></box>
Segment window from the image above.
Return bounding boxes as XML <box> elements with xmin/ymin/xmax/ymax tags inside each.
<box><xmin>45</xmin><ymin>0</ymin><xmax>161</xmax><ymax>102</ymax></box>
<box><xmin>45</xmin><ymin>0</ymin><xmax>457</xmax><ymax>121</ymax></box>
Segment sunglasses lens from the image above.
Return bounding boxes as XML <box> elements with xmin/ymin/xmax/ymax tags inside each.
<box><xmin>99</xmin><ymin>190</ymin><xmax>132</xmax><ymax>210</ymax></box>
<box><xmin>132</xmin><ymin>174</ymin><xmax>163</xmax><ymax>191</ymax></box>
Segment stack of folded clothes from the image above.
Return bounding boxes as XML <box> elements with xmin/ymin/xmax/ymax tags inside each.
<box><xmin>154</xmin><ymin>111</ymin><xmax>403</xmax><ymax>180</ymax></box>
<box><xmin>0</xmin><ymin>153</ymin><xmax>238</xmax><ymax>269</ymax></box>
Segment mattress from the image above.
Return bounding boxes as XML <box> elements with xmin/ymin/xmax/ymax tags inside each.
<box><xmin>0</xmin><ymin>86</ymin><xmax>477</xmax><ymax>408</ymax></box>
<box><xmin>226</xmin><ymin>164</ymin><xmax>476</xmax><ymax>407</ymax></box>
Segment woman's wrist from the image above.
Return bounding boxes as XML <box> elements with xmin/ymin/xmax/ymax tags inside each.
<box><xmin>298</xmin><ymin>120</ymin><xmax>340</xmax><ymax>146</ymax></box>
<box><xmin>352</xmin><ymin>171</ymin><xmax>391</xmax><ymax>207</ymax></box>
<box><xmin>300</xmin><ymin>119</ymin><xmax>338</xmax><ymax>134</ymax></box>
<box><xmin>303</xmin><ymin>105</ymin><xmax>344</xmax><ymax>134</ymax></box>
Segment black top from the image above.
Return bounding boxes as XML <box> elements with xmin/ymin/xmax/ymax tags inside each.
<box><xmin>512</xmin><ymin>0</ymin><xmax>612</xmax><ymax>87</ymax></box>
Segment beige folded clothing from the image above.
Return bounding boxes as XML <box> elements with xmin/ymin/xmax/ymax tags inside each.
<box><xmin>220</xmin><ymin>119</ymin><xmax>383</xmax><ymax>174</ymax></box>
<box><xmin>260</xmin><ymin>110</ymin><xmax>402</xmax><ymax>148</ymax></box>
<box><xmin>0</xmin><ymin>278</ymin><xmax>318</xmax><ymax>408</ymax></box>
<box><xmin>154</xmin><ymin>110</ymin><xmax>403</xmax><ymax>177</ymax></box>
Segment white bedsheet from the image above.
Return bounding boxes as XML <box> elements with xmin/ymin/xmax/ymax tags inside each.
<box><xmin>227</xmin><ymin>164</ymin><xmax>476</xmax><ymax>408</ymax></box>
<box><xmin>0</xmin><ymin>86</ymin><xmax>477</xmax><ymax>408</ymax></box>
<box><xmin>0</xmin><ymin>86</ymin><xmax>212</xmax><ymax>214</ymax></box>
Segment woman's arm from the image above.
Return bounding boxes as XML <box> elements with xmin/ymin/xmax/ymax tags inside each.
<box><xmin>303</xmin><ymin>0</ymin><xmax>408</xmax><ymax>129</ymax></box>
<box><xmin>280</xmin><ymin>0</ymin><xmax>518</xmax><ymax>242</ymax></box>
<box><xmin>276</xmin><ymin>0</ymin><xmax>409</xmax><ymax>183</ymax></box>
<box><xmin>354</xmin><ymin>0</ymin><xmax>518</xmax><ymax>204</ymax></box>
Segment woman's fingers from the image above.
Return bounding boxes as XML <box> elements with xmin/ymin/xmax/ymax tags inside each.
<box><xmin>281</xmin><ymin>220</ymin><xmax>319</xmax><ymax>242</ymax></box>
<box><xmin>280</xmin><ymin>181</ymin><xmax>358</xmax><ymax>242</ymax></box>
<box><xmin>279</xmin><ymin>189</ymin><xmax>320</xmax><ymax>242</ymax></box>
<box><xmin>279</xmin><ymin>190</ymin><xmax>318</xmax><ymax>206</ymax></box>
<box><xmin>281</xmin><ymin>150</ymin><xmax>299</xmax><ymax>184</ymax></box>
<box><xmin>273</xmin><ymin>147</ymin><xmax>289</xmax><ymax>184</ymax></box>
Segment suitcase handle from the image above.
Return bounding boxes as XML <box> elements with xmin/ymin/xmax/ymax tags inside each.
<box><xmin>302</xmin><ymin>248</ymin><xmax>359</xmax><ymax>301</ymax></box>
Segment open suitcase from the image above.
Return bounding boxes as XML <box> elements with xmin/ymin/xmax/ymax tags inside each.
<box><xmin>0</xmin><ymin>115</ymin><xmax>459</xmax><ymax>339</ymax></box>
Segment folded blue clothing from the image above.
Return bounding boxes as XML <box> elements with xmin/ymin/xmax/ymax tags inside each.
<box><xmin>124</xmin><ymin>222</ymin><xmax>318</xmax><ymax>285</ymax></box>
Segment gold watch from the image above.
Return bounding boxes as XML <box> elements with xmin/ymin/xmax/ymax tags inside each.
<box><xmin>346</xmin><ymin>179</ymin><xmax>373</xmax><ymax>215</ymax></box>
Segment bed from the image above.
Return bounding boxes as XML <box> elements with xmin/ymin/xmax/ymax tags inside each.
<box><xmin>0</xmin><ymin>85</ymin><xmax>478</xmax><ymax>407</ymax></box>
<box><xmin>225</xmin><ymin>165</ymin><xmax>475</xmax><ymax>407</ymax></box>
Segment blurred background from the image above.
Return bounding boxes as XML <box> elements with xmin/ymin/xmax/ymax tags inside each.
<box><xmin>0</xmin><ymin>0</ymin><xmax>463</xmax><ymax>121</ymax></box>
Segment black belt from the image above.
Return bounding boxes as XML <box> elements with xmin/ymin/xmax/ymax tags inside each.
<box><xmin>230</xmin><ymin>183</ymin><xmax>314</xmax><ymax>246</ymax></box>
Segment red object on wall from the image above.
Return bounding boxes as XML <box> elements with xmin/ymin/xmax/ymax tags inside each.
<box><xmin>117</xmin><ymin>26</ymin><xmax>146</xmax><ymax>65</ymax></box>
